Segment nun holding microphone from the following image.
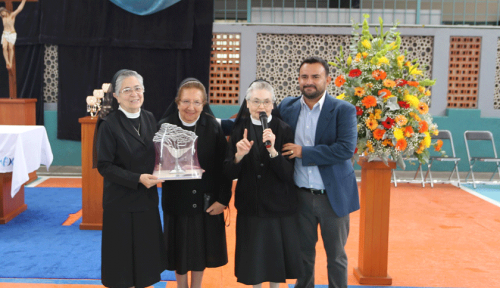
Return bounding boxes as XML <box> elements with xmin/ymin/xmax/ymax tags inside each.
<box><xmin>223</xmin><ymin>80</ymin><xmax>304</xmax><ymax>287</ymax></box>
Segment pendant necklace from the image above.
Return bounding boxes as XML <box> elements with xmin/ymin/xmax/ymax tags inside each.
<box><xmin>133</xmin><ymin>123</ymin><xmax>141</xmax><ymax>136</ymax></box>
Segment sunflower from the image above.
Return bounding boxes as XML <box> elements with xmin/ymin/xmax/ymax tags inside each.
<box><xmin>365</xmin><ymin>118</ymin><xmax>378</xmax><ymax>130</ymax></box>
<box><xmin>361</xmin><ymin>95</ymin><xmax>377</xmax><ymax>108</ymax></box>
<box><xmin>354</xmin><ymin>87</ymin><xmax>365</xmax><ymax>97</ymax></box>
<box><xmin>418</xmin><ymin>102</ymin><xmax>429</xmax><ymax>114</ymax></box>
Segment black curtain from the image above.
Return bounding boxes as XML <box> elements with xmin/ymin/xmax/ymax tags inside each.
<box><xmin>38</xmin><ymin>0</ymin><xmax>213</xmax><ymax>140</ymax></box>
<box><xmin>0</xmin><ymin>2</ymin><xmax>44</xmax><ymax>125</ymax></box>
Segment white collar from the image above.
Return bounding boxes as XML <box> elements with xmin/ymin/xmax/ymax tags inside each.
<box><xmin>300</xmin><ymin>90</ymin><xmax>327</xmax><ymax>110</ymax></box>
<box><xmin>118</xmin><ymin>106</ymin><xmax>141</xmax><ymax>119</ymax></box>
<box><xmin>250</xmin><ymin>114</ymin><xmax>272</xmax><ymax>125</ymax></box>
<box><xmin>179</xmin><ymin>112</ymin><xmax>199</xmax><ymax>127</ymax></box>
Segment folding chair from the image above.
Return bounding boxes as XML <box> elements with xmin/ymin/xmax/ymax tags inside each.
<box><xmin>392</xmin><ymin>157</ymin><xmax>425</xmax><ymax>187</ymax></box>
<box><xmin>424</xmin><ymin>130</ymin><xmax>461</xmax><ymax>187</ymax></box>
<box><xmin>463</xmin><ymin>130</ymin><xmax>500</xmax><ymax>188</ymax></box>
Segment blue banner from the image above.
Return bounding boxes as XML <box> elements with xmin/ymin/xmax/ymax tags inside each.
<box><xmin>109</xmin><ymin>0</ymin><xmax>181</xmax><ymax>16</ymax></box>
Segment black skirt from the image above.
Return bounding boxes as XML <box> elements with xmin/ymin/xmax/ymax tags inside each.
<box><xmin>163</xmin><ymin>212</ymin><xmax>228</xmax><ymax>275</ymax></box>
<box><xmin>101</xmin><ymin>208</ymin><xmax>167</xmax><ymax>288</ymax></box>
<box><xmin>235</xmin><ymin>213</ymin><xmax>304</xmax><ymax>285</ymax></box>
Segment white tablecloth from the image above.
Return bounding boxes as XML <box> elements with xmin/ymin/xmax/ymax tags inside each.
<box><xmin>0</xmin><ymin>125</ymin><xmax>53</xmax><ymax>197</ymax></box>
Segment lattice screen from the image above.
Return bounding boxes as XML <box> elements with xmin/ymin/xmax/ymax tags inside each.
<box><xmin>209</xmin><ymin>33</ymin><xmax>241</xmax><ymax>105</ymax></box>
<box><xmin>494</xmin><ymin>37</ymin><xmax>500</xmax><ymax>110</ymax></box>
<box><xmin>447</xmin><ymin>37</ymin><xmax>481</xmax><ymax>108</ymax></box>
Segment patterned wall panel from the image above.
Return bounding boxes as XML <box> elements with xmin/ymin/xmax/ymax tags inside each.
<box><xmin>209</xmin><ymin>33</ymin><xmax>241</xmax><ymax>105</ymax></box>
<box><xmin>43</xmin><ymin>44</ymin><xmax>59</xmax><ymax>103</ymax></box>
<box><xmin>447</xmin><ymin>37</ymin><xmax>481</xmax><ymax>108</ymax></box>
<box><xmin>255</xmin><ymin>34</ymin><xmax>434</xmax><ymax>103</ymax></box>
<box><xmin>495</xmin><ymin>38</ymin><xmax>500</xmax><ymax>110</ymax></box>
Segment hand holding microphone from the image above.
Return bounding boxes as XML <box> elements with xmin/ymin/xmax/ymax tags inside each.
<box><xmin>259</xmin><ymin>112</ymin><xmax>277</xmax><ymax>156</ymax></box>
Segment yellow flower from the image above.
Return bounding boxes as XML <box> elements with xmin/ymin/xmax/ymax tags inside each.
<box><xmin>377</xmin><ymin>57</ymin><xmax>389</xmax><ymax>66</ymax></box>
<box><xmin>409</xmin><ymin>112</ymin><xmax>421</xmax><ymax>121</ymax></box>
<box><xmin>365</xmin><ymin>82</ymin><xmax>374</xmax><ymax>89</ymax></box>
<box><xmin>397</xmin><ymin>55</ymin><xmax>405</xmax><ymax>68</ymax></box>
<box><xmin>433</xmin><ymin>129</ymin><xmax>439</xmax><ymax>136</ymax></box>
<box><xmin>374</xmin><ymin>109</ymin><xmax>382</xmax><ymax>119</ymax></box>
<box><xmin>365</xmin><ymin>118</ymin><xmax>378</xmax><ymax>131</ymax></box>
<box><xmin>393</xmin><ymin>128</ymin><xmax>404</xmax><ymax>140</ymax></box>
<box><xmin>355</xmin><ymin>53</ymin><xmax>362</xmax><ymax>62</ymax></box>
<box><xmin>362</xmin><ymin>39</ymin><xmax>372</xmax><ymax>49</ymax></box>
<box><xmin>388</xmin><ymin>42</ymin><xmax>397</xmax><ymax>50</ymax></box>
<box><xmin>425</xmin><ymin>90</ymin><xmax>431</xmax><ymax>96</ymax></box>
<box><xmin>405</xmin><ymin>61</ymin><xmax>412</xmax><ymax>67</ymax></box>
<box><xmin>362</xmin><ymin>52</ymin><xmax>368</xmax><ymax>58</ymax></box>
<box><xmin>409</xmin><ymin>65</ymin><xmax>423</xmax><ymax>77</ymax></box>
<box><xmin>336</xmin><ymin>93</ymin><xmax>345</xmax><ymax>100</ymax></box>
<box><xmin>404</xmin><ymin>94</ymin><xmax>420</xmax><ymax>108</ymax></box>
<box><xmin>366</xmin><ymin>140</ymin><xmax>375</xmax><ymax>153</ymax></box>
<box><xmin>418</xmin><ymin>86</ymin><xmax>426</xmax><ymax>93</ymax></box>
<box><xmin>355</xmin><ymin>87</ymin><xmax>365</xmax><ymax>97</ymax></box>
<box><xmin>347</xmin><ymin>56</ymin><xmax>352</xmax><ymax>66</ymax></box>
<box><xmin>423</xmin><ymin>132</ymin><xmax>431</xmax><ymax>148</ymax></box>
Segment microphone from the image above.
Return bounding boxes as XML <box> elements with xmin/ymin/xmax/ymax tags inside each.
<box><xmin>259</xmin><ymin>111</ymin><xmax>272</xmax><ymax>148</ymax></box>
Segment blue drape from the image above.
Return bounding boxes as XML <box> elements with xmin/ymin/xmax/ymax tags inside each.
<box><xmin>109</xmin><ymin>0</ymin><xmax>181</xmax><ymax>15</ymax></box>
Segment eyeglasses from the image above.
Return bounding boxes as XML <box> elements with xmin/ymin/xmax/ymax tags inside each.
<box><xmin>120</xmin><ymin>86</ymin><xmax>144</xmax><ymax>96</ymax></box>
<box><xmin>180</xmin><ymin>100</ymin><xmax>204</xmax><ymax>107</ymax></box>
<box><xmin>249</xmin><ymin>99</ymin><xmax>273</xmax><ymax>107</ymax></box>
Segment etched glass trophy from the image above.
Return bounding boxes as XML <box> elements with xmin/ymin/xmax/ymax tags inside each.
<box><xmin>153</xmin><ymin>123</ymin><xmax>203</xmax><ymax>180</ymax></box>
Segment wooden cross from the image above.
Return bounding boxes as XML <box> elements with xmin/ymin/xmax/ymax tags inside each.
<box><xmin>1</xmin><ymin>0</ymin><xmax>37</xmax><ymax>98</ymax></box>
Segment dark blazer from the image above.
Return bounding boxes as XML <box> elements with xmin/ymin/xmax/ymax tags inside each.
<box><xmin>96</xmin><ymin>109</ymin><xmax>159</xmax><ymax>212</ymax></box>
<box><xmin>224</xmin><ymin>117</ymin><xmax>297</xmax><ymax>217</ymax></box>
<box><xmin>279</xmin><ymin>93</ymin><xmax>360</xmax><ymax>217</ymax></box>
<box><xmin>158</xmin><ymin>112</ymin><xmax>232</xmax><ymax>216</ymax></box>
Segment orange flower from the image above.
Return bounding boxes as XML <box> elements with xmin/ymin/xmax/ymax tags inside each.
<box><xmin>382</xmin><ymin>139</ymin><xmax>394</xmax><ymax>147</ymax></box>
<box><xmin>335</xmin><ymin>75</ymin><xmax>346</xmax><ymax>87</ymax></box>
<box><xmin>373</xmin><ymin>128</ymin><xmax>386</xmax><ymax>140</ymax></box>
<box><xmin>434</xmin><ymin>139</ymin><xmax>443</xmax><ymax>151</ymax></box>
<box><xmin>366</xmin><ymin>141</ymin><xmax>375</xmax><ymax>153</ymax></box>
<box><xmin>361</xmin><ymin>95</ymin><xmax>377</xmax><ymax>108</ymax></box>
<box><xmin>354</xmin><ymin>87</ymin><xmax>365</xmax><ymax>97</ymax></box>
<box><xmin>378</xmin><ymin>88</ymin><xmax>392</xmax><ymax>100</ymax></box>
<box><xmin>395</xmin><ymin>115</ymin><xmax>407</xmax><ymax>126</ymax></box>
<box><xmin>418</xmin><ymin>102</ymin><xmax>429</xmax><ymax>114</ymax></box>
<box><xmin>404</xmin><ymin>126</ymin><xmax>414</xmax><ymax>137</ymax></box>
<box><xmin>365</xmin><ymin>118</ymin><xmax>378</xmax><ymax>131</ymax></box>
<box><xmin>410</xmin><ymin>112</ymin><xmax>421</xmax><ymax>121</ymax></box>
<box><xmin>372</xmin><ymin>69</ymin><xmax>387</xmax><ymax>80</ymax></box>
<box><xmin>395</xmin><ymin>138</ymin><xmax>408</xmax><ymax>151</ymax></box>
<box><xmin>383</xmin><ymin>79</ymin><xmax>396</xmax><ymax>88</ymax></box>
<box><xmin>418</xmin><ymin>120</ymin><xmax>429</xmax><ymax>133</ymax></box>
<box><xmin>418</xmin><ymin>86</ymin><xmax>426</xmax><ymax>93</ymax></box>
<box><xmin>407</xmin><ymin>81</ymin><xmax>419</xmax><ymax>87</ymax></box>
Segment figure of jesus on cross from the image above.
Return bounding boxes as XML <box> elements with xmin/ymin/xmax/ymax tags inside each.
<box><xmin>0</xmin><ymin>0</ymin><xmax>26</xmax><ymax>69</ymax></box>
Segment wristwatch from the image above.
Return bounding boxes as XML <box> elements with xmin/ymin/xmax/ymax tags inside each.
<box><xmin>269</xmin><ymin>151</ymin><xmax>279</xmax><ymax>158</ymax></box>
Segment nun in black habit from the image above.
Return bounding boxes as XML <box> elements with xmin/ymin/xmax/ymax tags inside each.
<box><xmin>94</xmin><ymin>69</ymin><xmax>167</xmax><ymax>288</ymax></box>
<box><xmin>223</xmin><ymin>80</ymin><xmax>304</xmax><ymax>287</ymax></box>
<box><xmin>157</xmin><ymin>78</ymin><xmax>231</xmax><ymax>288</ymax></box>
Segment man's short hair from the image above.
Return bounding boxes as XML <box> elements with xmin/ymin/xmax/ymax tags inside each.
<box><xmin>0</xmin><ymin>7</ymin><xmax>9</xmax><ymax>15</ymax></box>
<box><xmin>299</xmin><ymin>56</ymin><xmax>330</xmax><ymax>76</ymax></box>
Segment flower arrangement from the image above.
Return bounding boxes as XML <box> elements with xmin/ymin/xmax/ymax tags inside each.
<box><xmin>329</xmin><ymin>15</ymin><xmax>442</xmax><ymax>167</ymax></box>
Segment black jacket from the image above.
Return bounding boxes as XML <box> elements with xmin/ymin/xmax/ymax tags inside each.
<box><xmin>224</xmin><ymin>117</ymin><xmax>297</xmax><ymax>217</ymax></box>
<box><xmin>158</xmin><ymin>112</ymin><xmax>232</xmax><ymax>216</ymax></box>
<box><xmin>96</xmin><ymin>109</ymin><xmax>159</xmax><ymax>212</ymax></box>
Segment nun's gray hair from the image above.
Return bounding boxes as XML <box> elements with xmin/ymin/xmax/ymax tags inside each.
<box><xmin>114</xmin><ymin>70</ymin><xmax>144</xmax><ymax>94</ymax></box>
<box><xmin>245</xmin><ymin>81</ymin><xmax>276</xmax><ymax>102</ymax></box>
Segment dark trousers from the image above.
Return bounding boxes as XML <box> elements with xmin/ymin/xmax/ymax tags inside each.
<box><xmin>294</xmin><ymin>188</ymin><xmax>350</xmax><ymax>288</ymax></box>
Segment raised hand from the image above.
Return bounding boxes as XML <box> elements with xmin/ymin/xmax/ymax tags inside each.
<box><xmin>235</xmin><ymin>128</ymin><xmax>254</xmax><ymax>163</ymax></box>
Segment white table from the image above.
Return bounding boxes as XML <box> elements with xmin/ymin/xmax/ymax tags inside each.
<box><xmin>0</xmin><ymin>125</ymin><xmax>53</xmax><ymax>197</ymax></box>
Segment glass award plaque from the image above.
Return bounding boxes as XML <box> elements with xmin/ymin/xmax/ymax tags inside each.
<box><xmin>153</xmin><ymin>123</ymin><xmax>203</xmax><ymax>180</ymax></box>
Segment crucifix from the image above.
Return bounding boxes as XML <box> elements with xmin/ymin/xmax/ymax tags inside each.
<box><xmin>1</xmin><ymin>0</ymin><xmax>36</xmax><ymax>99</ymax></box>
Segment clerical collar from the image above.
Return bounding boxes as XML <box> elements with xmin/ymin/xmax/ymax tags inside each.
<box><xmin>118</xmin><ymin>106</ymin><xmax>141</xmax><ymax>119</ymax></box>
<box><xmin>179</xmin><ymin>112</ymin><xmax>199</xmax><ymax>127</ymax></box>
<box><xmin>250</xmin><ymin>114</ymin><xmax>272</xmax><ymax>125</ymax></box>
